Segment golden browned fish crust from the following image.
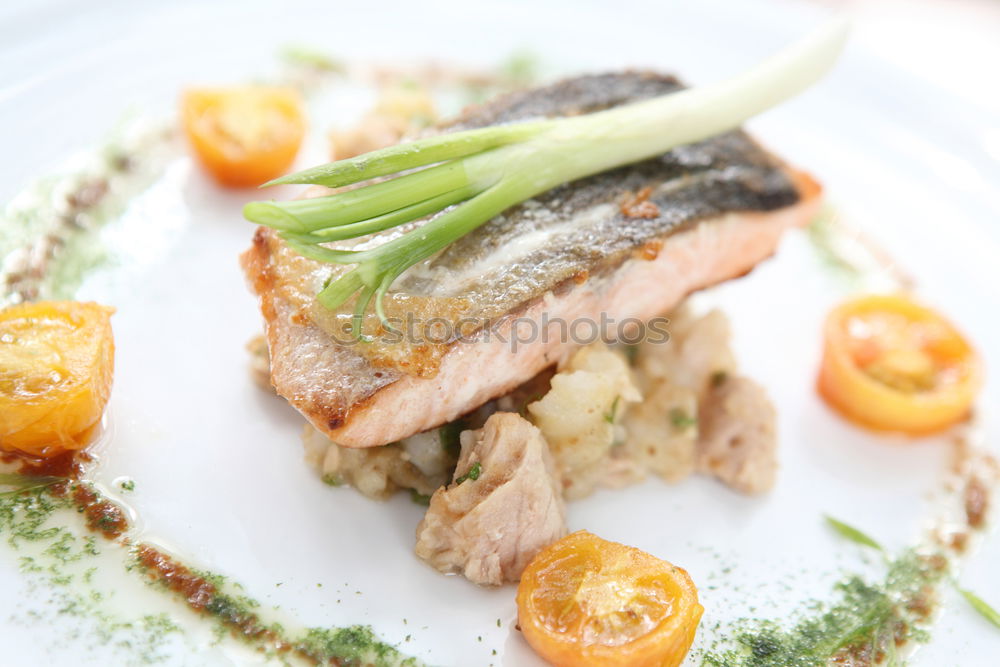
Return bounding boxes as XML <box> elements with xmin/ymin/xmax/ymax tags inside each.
<box><xmin>241</xmin><ymin>72</ymin><xmax>822</xmax><ymax>447</ymax></box>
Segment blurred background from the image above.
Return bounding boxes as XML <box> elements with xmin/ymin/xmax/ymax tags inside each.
<box><xmin>1</xmin><ymin>0</ymin><xmax>998</xmax><ymax>206</ymax></box>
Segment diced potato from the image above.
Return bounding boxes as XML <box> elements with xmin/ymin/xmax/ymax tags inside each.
<box><xmin>527</xmin><ymin>343</ymin><xmax>640</xmax><ymax>499</ymax></box>
<box><xmin>634</xmin><ymin>305</ymin><xmax>736</xmax><ymax>395</ymax></box>
<box><xmin>0</xmin><ymin>301</ymin><xmax>115</xmax><ymax>458</ymax></box>
<box><xmin>621</xmin><ymin>380</ymin><xmax>698</xmax><ymax>482</ymax></box>
<box><xmin>302</xmin><ymin>424</ymin><xmax>450</xmax><ymax>499</ymax></box>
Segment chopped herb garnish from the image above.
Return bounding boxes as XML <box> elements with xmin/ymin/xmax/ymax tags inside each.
<box><xmin>118</xmin><ymin>479</ymin><xmax>136</xmax><ymax>492</ymax></box>
<box><xmin>623</xmin><ymin>343</ymin><xmax>640</xmax><ymax>364</ymax></box>
<box><xmin>321</xmin><ymin>473</ymin><xmax>343</xmax><ymax>487</ymax></box>
<box><xmin>280</xmin><ymin>45</ymin><xmax>344</xmax><ymax>72</ymax></box>
<box><xmin>604</xmin><ymin>396</ymin><xmax>621</xmax><ymax>424</ymax></box>
<box><xmin>0</xmin><ymin>486</ymin><xmax>182</xmax><ymax>662</ymax></box>
<box><xmin>499</xmin><ymin>50</ymin><xmax>540</xmax><ymax>86</ymax></box>
<box><xmin>824</xmin><ymin>515</ymin><xmax>885</xmax><ymax>553</ymax></box>
<box><xmin>711</xmin><ymin>370</ymin><xmax>729</xmax><ymax>387</ymax></box>
<box><xmin>294</xmin><ymin>625</ymin><xmax>419</xmax><ymax>666</ymax></box>
<box><xmin>409</xmin><ymin>489</ymin><xmax>432</xmax><ymax>506</ymax></box>
<box><xmin>454</xmin><ymin>462</ymin><xmax>482</xmax><ymax>485</ymax></box>
<box><xmin>0</xmin><ymin>473</ymin><xmax>49</xmax><ymax>485</ymax></box>
<box><xmin>0</xmin><ymin>473</ymin><xmax>61</xmax><ymax>497</ymax></box>
<box><xmin>703</xmin><ymin>549</ymin><xmax>946</xmax><ymax>666</ymax></box>
<box><xmin>805</xmin><ymin>206</ymin><xmax>866</xmax><ymax>285</ymax></box>
<box><xmin>438</xmin><ymin>419</ymin><xmax>466</xmax><ymax>459</ymax></box>
<box><xmin>959</xmin><ymin>588</ymin><xmax>1000</xmax><ymax>630</ymax></box>
<box><xmin>669</xmin><ymin>407</ymin><xmax>697</xmax><ymax>430</ymax></box>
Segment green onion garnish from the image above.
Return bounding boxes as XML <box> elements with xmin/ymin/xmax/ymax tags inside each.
<box><xmin>959</xmin><ymin>588</ymin><xmax>1000</xmax><ymax>630</ymax></box>
<box><xmin>245</xmin><ymin>19</ymin><xmax>849</xmax><ymax>333</ymax></box>
<box><xmin>824</xmin><ymin>515</ymin><xmax>886</xmax><ymax>553</ymax></box>
<box><xmin>0</xmin><ymin>472</ymin><xmax>61</xmax><ymax>497</ymax></box>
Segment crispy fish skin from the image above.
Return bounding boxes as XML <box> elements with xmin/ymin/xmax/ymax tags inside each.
<box><xmin>241</xmin><ymin>72</ymin><xmax>822</xmax><ymax>447</ymax></box>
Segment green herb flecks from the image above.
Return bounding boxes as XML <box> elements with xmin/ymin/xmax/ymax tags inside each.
<box><xmin>245</xmin><ymin>20</ymin><xmax>848</xmax><ymax>334</ymax></box>
<box><xmin>409</xmin><ymin>489</ymin><xmax>432</xmax><ymax>507</ymax></box>
<box><xmin>132</xmin><ymin>541</ymin><xmax>422</xmax><ymax>665</ymax></box>
<box><xmin>825</xmin><ymin>516</ymin><xmax>885</xmax><ymax>553</ymax></box>
<box><xmin>0</xmin><ymin>486</ymin><xmax>181</xmax><ymax>663</ymax></box>
<box><xmin>296</xmin><ymin>626</ymin><xmax>419</xmax><ymax>667</ymax></box>
<box><xmin>702</xmin><ymin>549</ymin><xmax>947</xmax><ymax>667</ymax></box>
<box><xmin>438</xmin><ymin>419</ymin><xmax>467</xmax><ymax>459</ymax></box>
<box><xmin>806</xmin><ymin>206</ymin><xmax>861</xmax><ymax>283</ymax></box>
<box><xmin>3</xmin><ymin>479</ymin><xmax>421</xmax><ymax>665</ymax></box>
<box><xmin>604</xmin><ymin>396</ymin><xmax>622</xmax><ymax>424</ymax></box>
<box><xmin>1</xmin><ymin>121</ymin><xmax>175</xmax><ymax>307</ymax></box>
<box><xmin>455</xmin><ymin>462</ymin><xmax>482</xmax><ymax>485</ymax></box>
<box><xmin>670</xmin><ymin>407</ymin><xmax>697</xmax><ymax>430</ymax></box>
<box><xmin>623</xmin><ymin>343</ymin><xmax>640</xmax><ymax>365</ymax></box>
<box><xmin>499</xmin><ymin>50</ymin><xmax>540</xmax><ymax>88</ymax></box>
<box><xmin>803</xmin><ymin>205</ymin><xmax>911</xmax><ymax>291</ymax></box>
<box><xmin>0</xmin><ymin>473</ymin><xmax>61</xmax><ymax>497</ymax></box>
<box><xmin>280</xmin><ymin>45</ymin><xmax>344</xmax><ymax>73</ymax></box>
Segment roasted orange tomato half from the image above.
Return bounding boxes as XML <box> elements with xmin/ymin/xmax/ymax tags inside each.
<box><xmin>517</xmin><ymin>531</ymin><xmax>703</xmax><ymax>667</ymax></box>
<box><xmin>0</xmin><ymin>301</ymin><xmax>115</xmax><ymax>458</ymax></box>
<box><xmin>818</xmin><ymin>294</ymin><xmax>982</xmax><ymax>435</ymax></box>
<box><xmin>181</xmin><ymin>86</ymin><xmax>305</xmax><ymax>187</ymax></box>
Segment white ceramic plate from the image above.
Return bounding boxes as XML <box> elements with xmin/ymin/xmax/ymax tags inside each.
<box><xmin>2</xmin><ymin>1</ymin><xmax>998</xmax><ymax>665</ymax></box>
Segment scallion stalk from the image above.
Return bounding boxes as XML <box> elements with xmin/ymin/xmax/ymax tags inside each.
<box><xmin>245</xmin><ymin>19</ymin><xmax>849</xmax><ymax>333</ymax></box>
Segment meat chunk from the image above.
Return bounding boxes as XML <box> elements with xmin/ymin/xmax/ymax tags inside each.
<box><xmin>414</xmin><ymin>413</ymin><xmax>566</xmax><ymax>585</ymax></box>
<box><xmin>696</xmin><ymin>375</ymin><xmax>777</xmax><ymax>494</ymax></box>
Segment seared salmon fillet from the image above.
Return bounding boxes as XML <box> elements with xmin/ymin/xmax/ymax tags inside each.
<box><xmin>241</xmin><ymin>72</ymin><xmax>821</xmax><ymax>448</ymax></box>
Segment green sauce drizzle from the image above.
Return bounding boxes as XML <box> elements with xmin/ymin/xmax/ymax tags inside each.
<box><xmin>1</xmin><ymin>482</ymin><xmax>421</xmax><ymax>666</ymax></box>
<box><xmin>702</xmin><ymin>549</ymin><xmax>947</xmax><ymax>666</ymax></box>
<box><xmin>0</xmin><ymin>486</ymin><xmax>181</xmax><ymax>663</ymax></box>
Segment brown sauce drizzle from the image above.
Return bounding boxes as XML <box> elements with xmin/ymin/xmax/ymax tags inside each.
<box><xmin>3</xmin><ymin>447</ymin><xmax>410</xmax><ymax>665</ymax></box>
<box><xmin>3</xmin><ymin>449</ymin><xmax>89</xmax><ymax>479</ymax></box>
<box><xmin>70</xmin><ymin>483</ymin><xmax>129</xmax><ymax>539</ymax></box>
<box><xmin>3</xmin><ymin>450</ymin><xmax>128</xmax><ymax>539</ymax></box>
<box><xmin>964</xmin><ymin>475</ymin><xmax>989</xmax><ymax>529</ymax></box>
<box><xmin>133</xmin><ymin>545</ymin><xmax>302</xmax><ymax>656</ymax></box>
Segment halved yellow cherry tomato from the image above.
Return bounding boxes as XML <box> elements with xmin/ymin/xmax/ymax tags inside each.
<box><xmin>516</xmin><ymin>531</ymin><xmax>703</xmax><ymax>667</ymax></box>
<box><xmin>0</xmin><ymin>301</ymin><xmax>115</xmax><ymax>458</ymax></box>
<box><xmin>181</xmin><ymin>86</ymin><xmax>305</xmax><ymax>187</ymax></box>
<box><xmin>817</xmin><ymin>294</ymin><xmax>981</xmax><ymax>435</ymax></box>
